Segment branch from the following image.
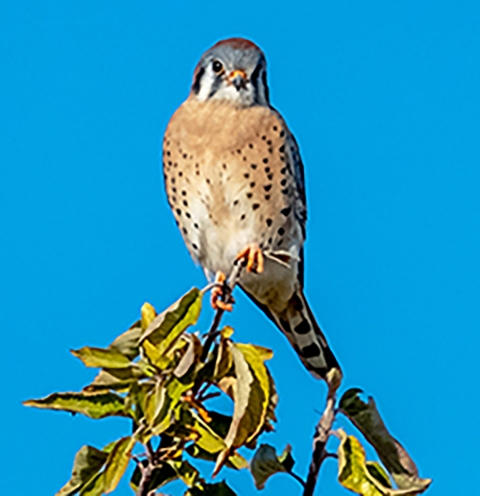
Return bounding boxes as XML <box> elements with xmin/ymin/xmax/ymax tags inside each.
<box><xmin>303</xmin><ymin>393</ymin><xmax>337</xmax><ymax>496</ymax></box>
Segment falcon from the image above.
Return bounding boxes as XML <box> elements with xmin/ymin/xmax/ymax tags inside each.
<box><xmin>163</xmin><ymin>38</ymin><xmax>340</xmax><ymax>382</ymax></box>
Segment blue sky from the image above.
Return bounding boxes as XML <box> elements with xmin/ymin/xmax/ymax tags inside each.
<box><xmin>2</xmin><ymin>1</ymin><xmax>479</xmax><ymax>494</ymax></box>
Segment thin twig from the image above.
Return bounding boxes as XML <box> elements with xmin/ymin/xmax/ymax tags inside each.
<box><xmin>288</xmin><ymin>470</ymin><xmax>307</xmax><ymax>488</ymax></box>
<box><xmin>200</xmin><ymin>261</ymin><xmax>244</xmax><ymax>362</ymax></box>
<box><xmin>303</xmin><ymin>393</ymin><xmax>337</xmax><ymax>496</ymax></box>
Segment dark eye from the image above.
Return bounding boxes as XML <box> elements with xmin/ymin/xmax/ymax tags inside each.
<box><xmin>212</xmin><ymin>60</ymin><xmax>224</xmax><ymax>74</ymax></box>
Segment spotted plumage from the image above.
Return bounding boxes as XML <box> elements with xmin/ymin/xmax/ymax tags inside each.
<box><xmin>163</xmin><ymin>38</ymin><xmax>340</xmax><ymax>381</ymax></box>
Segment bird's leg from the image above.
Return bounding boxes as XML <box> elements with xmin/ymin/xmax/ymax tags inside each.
<box><xmin>210</xmin><ymin>271</ymin><xmax>235</xmax><ymax>312</ymax></box>
<box><xmin>235</xmin><ymin>243</ymin><xmax>264</xmax><ymax>273</ymax></box>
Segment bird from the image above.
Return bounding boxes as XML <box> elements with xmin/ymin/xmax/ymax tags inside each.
<box><xmin>162</xmin><ymin>37</ymin><xmax>341</xmax><ymax>385</ymax></box>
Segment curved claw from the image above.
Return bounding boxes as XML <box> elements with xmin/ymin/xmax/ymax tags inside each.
<box><xmin>236</xmin><ymin>244</ymin><xmax>264</xmax><ymax>274</ymax></box>
<box><xmin>210</xmin><ymin>272</ymin><xmax>234</xmax><ymax>312</ymax></box>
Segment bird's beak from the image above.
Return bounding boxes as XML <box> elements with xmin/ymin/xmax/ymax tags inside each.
<box><xmin>228</xmin><ymin>69</ymin><xmax>248</xmax><ymax>91</ymax></box>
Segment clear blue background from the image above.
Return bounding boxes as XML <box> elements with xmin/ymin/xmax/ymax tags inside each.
<box><xmin>2</xmin><ymin>1</ymin><xmax>479</xmax><ymax>494</ymax></box>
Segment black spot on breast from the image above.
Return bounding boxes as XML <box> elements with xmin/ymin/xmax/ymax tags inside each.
<box><xmin>182</xmin><ymin>227</ymin><xmax>188</xmax><ymax>235</ymax></box>
<box><xmin>261</xmin><ymin>135</ymin><xmax>266</xmax><ymax>140</ymax></box>
<box><xmin>252</xmin><ymin>203</ymin><xmax>260</xmax><ymax>210</ymax></box>
<box><xmin>183</xmin><ymin>153</ymin><xmax>187</xmax><ymax>159</ymax></box>
<box><xmin>171</xmin><ymin>177</ymin><xmax>175</xmax><ymax>183</ymax></box>
<box><xmin>249</xmin><ymin>143</ymin><xmax>254</xmax><ymax>149</ymax></box>
<box><xmin>171</xmin><ymin>196</ymin><xmax>177</xmax><ymax>203</ymax></box>
<box><xmin>185</xmin><ymin>212</ymin><xmax>191</xmax><ymax>218</ymax></box>
<box><xmin>251</xmin><ymin>164</ymin><xmax>257</xmax><ymax>170</ymax></box>
<box><xmin>267</xmin><ymin>139</ymin><xmax>272</xmax><ymax>146</ymax></box>
<box><xmin>280</xmin><ymin>167</ymin><xmax>287</xmax><ymax>174</ymax></box>
<box><xmin>172</xmin><ymin>187</ymin><xmax>177</xmax><ymax>193</ymax></box>
<box><xmin>183</xmin><ymin>200</ymin><xmax>188</xmax><ymax>207</ymax></box>
<box><xmin>263</xmin><ymin>158</ymin><xmax>269</xmax><ymax>164</ymax></box>
<box><xmin>301</xmin><ymin>342</ymin><xmax>321</xmax><ymax>358</ymax></box>
<box><xmin>268</xmin><ymin>237</ymin><xmax>273</xmax><ymax>244</ymax></box>
<box><xmin>176</xmin><ymin>208</ymin><xmax>181</xmax><ymax>215</ymax></box>
<box><xmin>206</xmin><ymin>178</ymin><xmax>211</xmax><ymax>184</ymax></box>
<box><xmin>281</xmin><ymin>207</ymin><xmax>291</xmax><ymax>216</ymax></box>
<box><xmin>240</xmin><ymin>214</ymin><xmax>246</xmax><ymax>220</ymax></box>
<box><xmin>192</xmin><ymin>243</ymin><xmax>198</xmax><ymax>250</ymax></box>
<box><xmin>278</xmin><ymin>227</ymin><xmax>285</xmax><ymax>236</ymax></box>
<box><xmin>173</xmin><ymin>163</ymin><xmax>178</xmax><ymax>168</ymax></box>
<box><xmin>233</xmin><ymin>199</ymin><xmax>239</xmax><ymax>206</ymax></box>
<box><xmin>267</xmin><ymin>173</ymin><xmax>274</xmax><ymax>180</ymax></box>
<box><xmin>178</xmin><ymin>171</ymin><xmax>183</xmax><ymax>177</ymax></box>
<box><xmin>250</xmin><ymin>182</ymin><xmax>256</xmax><ymax>188</ymax></box>
<box><xmin>265</xmin><ymin>194</ymin><xmax>270</xmax><ymax>200</ymax></box>
<box><xmin>237</xmin><ymin>149</ymin><xmax>241</xmax><ymax>154</ymax></box>
<box><xmin>273</xmin><ymin>126</ymin><xmax>278</xmax><ymax>132</ymax></box>
<box><xmin>280</xmin><ymin>130</ymin><xmax>285</xmax><ymax>138</ymax></box>
<box><xmin>222</xmin><ymin>163</ymin><xmax>227</xmax><ymax>170</ymax></box>
<box><xmin>294</xmin><ymin>320</ymin><xmax>311</xmax><ymax>335</ymax></box>
<box><xmin>244</xmin><ymin>173</ymin><xmax>250</xmax><ymax>179</ymax></box>
<box><xmin>196</xmin><ymin>171</ymin><xmax>200</xmax><ymax>176</ymax></box>
<box><xmin>181</xmin><ymin>190</ymin><xmax>187</xmax><ymax>196</ymax></box>
<box><xmin>246</xmin><ymin>192</ymin><xmax>253</xmax><ymax>199</ymax></box>
<box><xmin>280</xmin><ymin>178</ymin><xmax>287</xmax><ymax>187</ymax></box>
<box><xmin>281</xmin><ymin>188</ymin><xmax>289</xmax><ymax>195</ymax></box>
<box><xmin>266</xmin><ymin>218</ymin><xmax>273</xmax><ymax>226</ymax></box>
<box><xmin>194</xmin><ymin>223</ymin><xmax>199</xmax><ymax>229</ymax></box>
<box><xmin>264</xmin><ymin>166</ymin><xmax>270</xmax><ymax>173</ymax></box>
<box><xmin>279</xmin><ymin>145</ymin><xmax>285</xmax><ymax>153</ymax></box>
<box><xmin>166</xmin><ymin>150</ymin><xmax>171</xmax><ymax>156</ymax></box>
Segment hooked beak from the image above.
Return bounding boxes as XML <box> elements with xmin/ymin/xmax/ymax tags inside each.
<box><xmin>228</xmin><ymin>69</ymin><xmax>248</xmax><ymax>91</ymax></box>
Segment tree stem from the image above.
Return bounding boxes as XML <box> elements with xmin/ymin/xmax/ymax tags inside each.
<box><xmin>303</xmin><ymin>394</ymin><xmax>336</xmax><ymax>496</ymax></box>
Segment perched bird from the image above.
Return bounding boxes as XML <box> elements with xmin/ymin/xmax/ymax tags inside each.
<box><xmin>163</xmin><ymin>38</ymin><xmax>341</xmax><ymax>383</ymax></box>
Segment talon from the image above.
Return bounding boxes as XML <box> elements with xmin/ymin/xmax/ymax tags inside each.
<box><xmin>210</xmin><ymin>271</ymin><xmax>234</xmax><ymax>312</ymax></box>
<box><xmin>236</xmin><ymin>244</ymin><xmax>264</xmax><ymax>274</ymax></box>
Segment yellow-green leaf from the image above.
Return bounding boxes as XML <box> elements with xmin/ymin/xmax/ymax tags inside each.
<box><xmin>84</xmin><ymin>367</ymin><xmax>142</xmax><ymax>392</ymax></box>
<box><xmin>250</xmin><ymin>444</ymin><xmax>294</xmax><ymax>490</ymax></box>
<box><xmin>340</xmin><ymin>389</ymin><xmax>431</xmax><ymax>492</ymax></box>
<box><xmin>71</xmin><ymin>347</ymin><xmax>132</xmax><ymax>369</ymax></box>
<box><xmin>104</xmin><ymin>436</ymin><xmax>136</xmax><ymax>493</ymax></box>
<box><xmin>168</xmin><ymin>460</ymin><xmax>199</xmax><ymax>487</ymax></box>
<box><xmin>338</xmin><ymin>431</ymin><xmax>427</xmax><ymax>496</ymax></box>
<box><xmin>56</xmin><ymin>445</ymin><xmax>107</xmax><ymax>495</ymax></box>
<box><xmin>79</xmin><ymin>472</ymin><xmax>104</xmax><ymax>496</ymax></box>
<box><xmin>140</xmin><ymin>288</ymin><xmax>202</xmax><ymax>348</ymax></box>
<box><xmin>24</xmin><ymin>391</ymin><xmax>127</xmax><ymax>419</ymax></box>
<box><xmin>185</xmin><ymin>481</ymin><xmax>237</xmax><ymax>496</ymax></box>
<box><xmin>141</xmin><ymin>302</ymin><xmax>157</xmax><ymax>330</ymax></box>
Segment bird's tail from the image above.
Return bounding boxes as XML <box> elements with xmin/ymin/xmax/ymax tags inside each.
<box><xmin>243</xmin><ymin>286</ymin><xmax>341</xmax><ymax>383</ymax></box>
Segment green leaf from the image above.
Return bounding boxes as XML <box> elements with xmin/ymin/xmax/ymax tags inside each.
<box><xmin>145</xmin><ymin>377</ymin><xmax>192</xmax><ymax>435</ymax></box>
<box><xmin>84</xmin><ymin>367</ymin><xmax>142</xmax><ymax>392</ymax></box>
<box><xmin>340</xmin><ymin>389</ymin><xmax>431</xmax><ymax>492</ymax></box>
<box><xmin>109</xmin><ymin>324</ymin><xmax>142</xmax><ymax>360</ymax></box>
<box><xmin>214</xmin><ymin>343</ymin><xmax>272</xmax><ymax>476</ymax></box>
<box><xmin>174</xmin><ymin>334</ymin><xmax>203</xmax><ymax>378</ymax></box>
<box><xmin>213</xmin><ymin>332</ymin><xmax>233</xmax><ymax>380</ymax></box>
<box><xmin>56</xmin><ymin>445</ymin><xmax>107</xmax><ymax>495</ymax></box>
<box><xmin>24</xmin><ymin>391</ymin><xmax>127</xmax><ymax>419</ymax></box>
<box><xmin>71</xmin><ymin>347</ymin><xmax>132</xmax><ymax>369</ymax></box>
<box><xmin>103</xmin><ymin>436</ymin><xmax>136</xmax><ymax>493</ymax></box>
<box><xmin>140</xmin><ymin>288</ymin><xmax>202</xmax><ymax>349</ymax></box>
<box><xmin>185</xmin><ymin>481</ymin><xmax>237</xmax><ymax>496</ymax></box>
<box><xmin>250</xmin><ymin>444</ymin><xmax>295</xmax><ymax>490</ymax></box>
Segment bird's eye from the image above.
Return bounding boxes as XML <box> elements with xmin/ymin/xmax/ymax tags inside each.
<box><xmin>212</xmin><ymin>60</ymin><xmax>224</xmax><ymax>74</ymax></box>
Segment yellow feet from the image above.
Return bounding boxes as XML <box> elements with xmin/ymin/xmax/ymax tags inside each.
<box><xmin>235</xmin><ymin>244</ymin><xmax>264</xmax><ymax>273</ymax></box>
<box><xmin>211</xmin><ymin>271</ymin><xmax>235</xmax><ymax>312</ymax></box>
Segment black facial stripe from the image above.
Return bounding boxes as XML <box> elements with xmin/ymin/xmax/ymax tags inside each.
<box><xmin>261</xmin><ymin>70</ymin><xmax>269</xmax><ymax>103</ymax></box>
<box><xmin>208</xmin><ymin>74</ymin><xmax>223</xmax><ymax>99</ymax></box>
<box><xmin>192</xmin><ymin>67</ymin><xmax>205</xmax><ymax>95</ymax></box>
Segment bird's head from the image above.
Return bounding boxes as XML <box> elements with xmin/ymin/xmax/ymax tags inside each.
<box><xmin>190</xmin><ymin>37</ymin><xmax>269</xmax><ymax>107</ymax></box>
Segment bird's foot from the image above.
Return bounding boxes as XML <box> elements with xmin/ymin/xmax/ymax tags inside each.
<box><xmin>211</xmin><ymin>271</ymin><xmax>235</xmax><ymax>312</ymax></box>
<box><xmin>235</xmin><ymin>244</ymin><xmax>264</xmax><ymax>273</ymax></box>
